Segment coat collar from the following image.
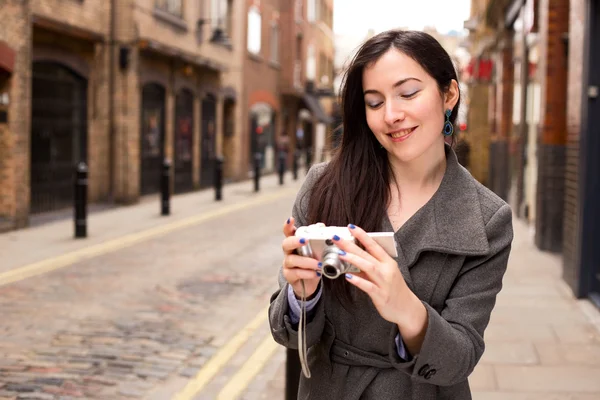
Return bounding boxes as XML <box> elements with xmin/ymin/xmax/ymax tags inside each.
<box><xmin>382</xmin><ymin>144</ymin><xmax>490</xmax><ymax>268</ymax></box>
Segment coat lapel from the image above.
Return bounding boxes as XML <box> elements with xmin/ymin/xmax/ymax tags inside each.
<box><xmin>385</xmin><ymin>144</ymin><xmax>490</xmax><ymax>270</ymax></box>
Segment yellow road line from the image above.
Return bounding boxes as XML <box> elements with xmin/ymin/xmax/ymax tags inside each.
<box><xmin>0</xmin><ymin>189</ymin><xmax>296</xmax><ymax>287</ymax></box>
<box><xmin>216</xmin><ymin>334</ymin><xmax>280</xmax><ymax>400</ymax></box>
<box><xmin>172</xmin><ymin>306</ymin><xmax>270</xmax><ymax>400</ymax></box>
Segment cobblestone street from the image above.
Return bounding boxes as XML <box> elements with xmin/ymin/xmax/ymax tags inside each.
<box><xmin>0</xmin><ymin>173</ymin><xmax>302</xmax><ymax>400</ymax></box>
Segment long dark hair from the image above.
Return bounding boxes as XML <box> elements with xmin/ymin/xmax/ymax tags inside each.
<box><xmin>306</xmin><ymin>30</ymin><xmax>461</xmax><ymax>302</ymax></box>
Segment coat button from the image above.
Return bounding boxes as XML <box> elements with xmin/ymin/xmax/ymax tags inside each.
<box><xmin>424</xmin><ymin>369</ymin><xmax>437</xmax><ymax>380</ymax></box>
<box><xmin>418</xmin><ymin>365</ymin><xmax>430</xmax><ymax>376</ymax></box>
<box><xmin>344</xmin><ymin>351</ymin><xmax>349</xmax><ymax>357</ymax></box>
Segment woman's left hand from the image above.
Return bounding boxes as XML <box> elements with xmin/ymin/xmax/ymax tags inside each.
<box><xmin>333</xmin><ymin>224</ymin><xmax>411</xmax><ymax>326</ymax></box>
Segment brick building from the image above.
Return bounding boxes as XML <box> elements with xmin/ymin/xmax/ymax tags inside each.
<box><xmin>277</xmin><ymin>0</ymin><xmax>334</xmax><ymax>169</ymax></box>
<box><xmin>0</xmin><ymin>0</ymin><xmax>336</xmax><ymax>231</ymax></box>
<box><xmin>466</xmin><ymin>0</ymin><xmax>600</xmax><ymax>307</ymax></box>
<box><xmin>0</xmin><ymin>0</ymin><xmax>236</xmax><ymax>230</ymax></box>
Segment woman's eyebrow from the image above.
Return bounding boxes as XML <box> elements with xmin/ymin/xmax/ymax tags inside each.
<box><xmin>363</xmin><ymin>77</ymin><xmax>422</xmax><ymax>95</ymax></box>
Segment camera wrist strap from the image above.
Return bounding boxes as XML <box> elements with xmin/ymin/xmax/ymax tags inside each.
<box><xmin>298</xmin><ymin>279</ymin><xmax>311</xmax><ymax>378</ymax></box>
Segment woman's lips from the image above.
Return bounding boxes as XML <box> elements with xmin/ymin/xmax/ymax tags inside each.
<box><xmin>388</xmin><ymin>127</ymin><xmax>417</xmax><ymax>142</ymax></box>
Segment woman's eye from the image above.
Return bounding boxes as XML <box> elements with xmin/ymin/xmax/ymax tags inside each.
<box><xmin>366</xmin><ymin>102</ymin><xmax>382</xmax><ymax>109</ymax></box>
<box><xmin>401</xmin><ymin>91</ymin><xmax>418</xmax><ymax>99</ymax></box>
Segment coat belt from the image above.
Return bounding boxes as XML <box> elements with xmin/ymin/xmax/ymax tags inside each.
<box><xmin>330</xmin><ymin>339</ymin><xmax>394</xmax><ymax>369</ymax></box>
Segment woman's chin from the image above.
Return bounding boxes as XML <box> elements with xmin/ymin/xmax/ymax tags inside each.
<box><xmin>387</xmin><ymin>139</ymin><xmax>442</xmax><ymax>164</ymax></box>
<box><xmin>388</xmin><ymin>145</ymin><xmax>422</xmax><ymax>163</ymax></box>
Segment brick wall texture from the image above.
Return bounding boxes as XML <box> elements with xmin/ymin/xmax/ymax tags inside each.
<box><xmin>0</xmin><ymin>1</ymin><xmax>32</xmax><ymax>228</ymax></box>
<box><xmin>562</xmin><ymin>0</ymin><xmax>586</xmax><ymax>292</ymax></box>
<box><xmin>489</xmin><ymin>31</ymin><xmax>514</xmax><ymax>201</ymax></box>
<box><xmin>466</xmin><ymin>82</ymin><xmax>491</xmax><ymax>186</ymax></box>
<box><xmin>535</xmin><ymin>0</ymin><xmax>570</xmax><ymax>252</ymax></box>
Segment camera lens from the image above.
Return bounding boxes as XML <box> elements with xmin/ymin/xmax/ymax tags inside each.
<box><xmin>323</xmin><ymin>265</ymin><xmax>339</xmax><ymax>278</ymax></box>
<box><xmin>325</xmin><ymin>239</ymin><xmax>333</xmax><ymax>246</ymax></box>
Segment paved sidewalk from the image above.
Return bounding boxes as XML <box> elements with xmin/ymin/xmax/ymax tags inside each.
<box><xmin>469</xmin><ymin>216</ymin><xmax>600</xmax><ymax>399</ymax></box>
<box><xmin>253</xmin><ymin>216</ymin><xmax>600</xmax><ymax>399</ymax></box>
<box><xmin>0</xmin><ymin>171</ymin><xmax>305</xmax><ymax>275</ymax></box>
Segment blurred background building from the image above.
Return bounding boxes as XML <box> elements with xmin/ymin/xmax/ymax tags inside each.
<box><xmin>0</xmin><ymin>0</ymin><xmax>335</xmax><ymax>231</ymax></box>
<box><xmin>462</xmin><ymin>0</ymin><xmax>600</xmax><ymax>307</ymax></box>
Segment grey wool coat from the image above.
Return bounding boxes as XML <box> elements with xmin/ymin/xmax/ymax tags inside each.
<box><xmin>269</xmin><ymin>146</ymin><xmax>514</xmax><ymax>400</ymax></box>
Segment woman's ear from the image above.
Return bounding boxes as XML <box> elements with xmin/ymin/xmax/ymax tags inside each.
<box><xmin>444</xmin><ymin>79</ymin><xmax>460</xmax><ymax>110</ymax></box>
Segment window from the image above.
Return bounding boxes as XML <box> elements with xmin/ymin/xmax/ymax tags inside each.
<box><xmin>270</xmin><ymin>22</ymin><xmax>279</xmax><ymax>63</ymax></box>
<box><xmin>319</xmin><ymin>52</ymin><xmax>326</xmax><ymax>84</ymax></box>
<box><xmin>307</xmin><ymin>0</ymin><xmax>316</xmax><ymax>23</ymax></box>
<box><xmin>211</xmin><ymin>0</ymin><xmax>221</xmax><ymax>29</ymax></box>
<box><xmin>247</xmin><ymin>6</ymin><xmax>262</xmax><ymax>54</ymax></box>
<box><xmin>155</xmin><ymin>0</ymin><xmax>183</xmax><ymax>17</ymax></box>
<box><xmin>210</xmin><ymin>0</ymin><xmax>231</xmax><ymax>32</ymax></box>
<box><xmin>295</xmin><ymin>35</ymin><xmax>303</xmax><ymax>88</ymax></box>
<box><xmin>306</xmin><ymin>44</ymin><xmax>316</xmax><ymax>80</ymax></box>
<box><xmin>225</xmin><ymin>0</ymin><xmax>233</xmax><ymax>37</ymax></box>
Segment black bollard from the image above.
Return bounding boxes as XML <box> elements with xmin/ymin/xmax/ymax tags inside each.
<box><xmin>214</xmin><ymin>156</ymin><xmax>224</xmax><ymax>201</ymax></box>
<box><xmin>285</xmin><ymin>349</ymin><xmax>301</xmax><ymax>400</ymax></box>
<box><xmin>305</xmin><ymin>148</ymin><xmax>312</xmax><ymax>174</ymax></box>
<box><xmin>161</xmin><ymin>158</ymin><xmax>171</xmax><ymax>216</ymax></box>
<box><xmin>253</xmin><ymin>152</ymin><xmax>262</xmax><ymax>192</ymax></box>
<box><xmin>74</xmin><ymin>162</ymin><xmax>88</xmax><ymax>239</ymax></box>
<box><xmin>278</xmin><ymin>150</ymin><xmax>286</xmax><ymax>185</ymax></box>
<box><xmin>292</xmin><ymin>150</ymin><xmax>299</xmax><ymax>181</ymax></box>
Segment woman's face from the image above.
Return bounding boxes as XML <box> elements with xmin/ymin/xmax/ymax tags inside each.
<box><xmin>362</xmin><ymin>48</ymin><xmax>458</xmax><ymax>163</ymax></box>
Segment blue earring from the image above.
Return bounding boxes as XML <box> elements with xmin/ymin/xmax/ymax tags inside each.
<box><xmin>443</xmin><ymin>109</ymin><xmax>454</xmax><ymax>136</ymax></box>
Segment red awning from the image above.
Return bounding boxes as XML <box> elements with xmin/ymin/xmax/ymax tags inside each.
<box><xmin>0</xmin><ymin>41</ymin><xmax>15</xmax><ymax>74</ymax></box>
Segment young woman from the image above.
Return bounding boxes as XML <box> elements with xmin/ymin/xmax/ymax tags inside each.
<box><xmin>269</xmin><ymin>29</ymin><xmax>513</xmax><ymax>400</ymax></box>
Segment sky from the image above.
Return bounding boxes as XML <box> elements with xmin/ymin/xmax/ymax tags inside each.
<box><xmin>332</xmin><ymin>0</ymin><xmax>472</xmax><ymax>69</ymax></box>
<box><xmin>333</xmin><ymin>0</ymin><xmax>472</xmax><ymax>36</ymax></box>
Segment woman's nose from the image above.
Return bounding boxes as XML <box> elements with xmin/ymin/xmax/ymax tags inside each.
<box><xmin>384</xmin><ymin>103</ymin><xmax>405</xmax><ymax>126</ymax></box>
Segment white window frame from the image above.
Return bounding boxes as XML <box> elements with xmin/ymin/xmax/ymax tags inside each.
<box><xmin>307</xmin><ymin>0</ymin><xmax>316</xmax><ymax>23</ymax></box>
<box><xmin>247</xmin><ymin>6</ymin><xmax>262</xmax><ymax>54</ymax></box>
<box><xmin>306</xmin><ymin>44</ymin><xmax>316</xmax><ymax>80</ymax></box>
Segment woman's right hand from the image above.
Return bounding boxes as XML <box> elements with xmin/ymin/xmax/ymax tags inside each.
<box><xmin>282</xmin><ymin>217</ymin><xmax>322</xmax><ymax>299</ymax></box>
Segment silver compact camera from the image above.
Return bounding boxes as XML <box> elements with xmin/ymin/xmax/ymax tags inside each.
<box><xmin>295</xmin><ymin>224</ymin><xmax>398</xmax><ymax>279</ymax></box>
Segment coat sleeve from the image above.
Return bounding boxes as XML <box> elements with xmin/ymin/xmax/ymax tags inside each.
<box><xmin>388</xmin><ymin>203</ymin><xmax>513</xmax><ymax>386</ymax></box>
<box><xmin>268</xmin><ymin>163</ymin><xmax>328</xmax><ymax>349</ymax></box>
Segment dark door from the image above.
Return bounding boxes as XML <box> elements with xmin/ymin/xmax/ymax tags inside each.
<box><xmin>31</xmin><ymin>62</ymin><xmax>87</xmax><ymax>214</ymax></box>
<box><xmin>174</xmin><ymin>89</ymin><xmax>194</xmax><ymax>193</ymax></box>
<box><xmin>140</xmin><ymin>83</ymin><xmax>166</xmax><ymax>195</ymax></box>
<box><xmin>200</xmin><ymin>94</ymin><xmax>216</xmax><ymax>189</ymax></box>
<box><xmin>579</xmin><ymin>0</ymin><xmax>600</xmax><ymax>305</ymax></box>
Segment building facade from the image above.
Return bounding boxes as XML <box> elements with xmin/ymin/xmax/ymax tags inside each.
<box><xmin>0</xmin><ymin>0</ymin><xmax>237</xmax><ymax>230</ymax></box>
<box><xmin>466</xmin><ymin>0</ymin><xmax>600</xmax><ymax>307</ymax></box>
<box><xmin>278</xmin><ymin>0</ymin><xmax>334</xmax><ymax>170</ymax></box>
<box><xmin>0</xmin><ymin>0</ymin><xmax>336</xmax><ymax>231</ymax></box>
